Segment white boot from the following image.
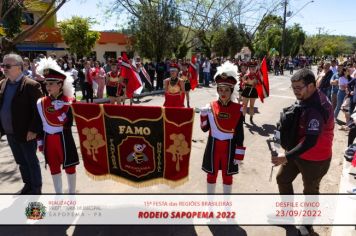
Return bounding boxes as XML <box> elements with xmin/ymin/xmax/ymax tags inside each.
<box><xmin>207</xmin><ymin>183</ymin><xmax>216</xmax><ymax>194</ymax></box>
<box><xmin>223</xmin><ymin>184</ymin><xmax>232</xmax><ymax>194</ymax></box>
<box><xmin>52</xmin><ymin>173</ymin><xmax>62</xmax><ymax>194</ymax></box>
<box><xmin>67</xmin><ymin>173</ymin><xmax>76</xmax><ymax>194</ymax></box>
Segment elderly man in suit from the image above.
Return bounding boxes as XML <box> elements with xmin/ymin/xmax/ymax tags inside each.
<box><xmin>0</xmin><ymin>53</ymin><xmax>43</xmax><ymax>194</ymax></box>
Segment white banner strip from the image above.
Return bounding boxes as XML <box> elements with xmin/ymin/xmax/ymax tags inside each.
<box><xmin>0</xmin><ymin>195</ymin><xmax>355</xmax><ymax>225</ymax></box>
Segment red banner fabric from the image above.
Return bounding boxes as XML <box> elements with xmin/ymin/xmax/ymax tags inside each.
<box><xmin>120</xmin><ymin>53</ymin><xmax>142</xmax><ymax>98</ymax></box>
<box><xmin>189</xmin><ymin>55</ymin><xmax>198</xmax><ymax>90</ymax></box>
<box><xmin>72</xmin><ymin>103</ymin><xmax>194</xmax><ymax>187</ymax></box>
<box><xmin>256</xmin><ymin>57</ymin><xmax>270</xmax><ymax>103</ymax></box>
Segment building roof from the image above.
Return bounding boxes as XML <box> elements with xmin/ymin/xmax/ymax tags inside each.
<box><xmin>24</xmin><ymin>26</ymin><xmax>63</xmax><ymax>43</ymax></box>
<box><xmin>98</xmin><ymin>32</ymin><xmax>129</xmax><ymax>45</ymax></box>
<box><xmin>24</xmin><ymin>27</ymin><xmax>130</xmax><ymax>45</ymax></box>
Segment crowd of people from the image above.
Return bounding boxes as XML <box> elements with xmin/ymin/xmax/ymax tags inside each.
<box><xmin>0</xmin><ymin>51</ymin><xmax>355</xmax><ymax>235</ymax></box>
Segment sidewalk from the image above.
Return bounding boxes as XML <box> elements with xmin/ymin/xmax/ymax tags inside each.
<box><xmin>331</xmin><ymin>158</ymin><xmax>356</xmax><ymax>236</ymax></box>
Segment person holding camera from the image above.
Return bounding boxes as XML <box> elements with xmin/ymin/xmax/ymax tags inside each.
<box><xmin>271</xmin><ymin>69</ymin><xmax>334</xmax><ymax>235</ymax></box>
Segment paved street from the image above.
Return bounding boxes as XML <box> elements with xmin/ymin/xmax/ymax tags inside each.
<box><xmin>0</xmin><ymin>68</ymin><xmax>354</xmax><ymax>236</ymax></box>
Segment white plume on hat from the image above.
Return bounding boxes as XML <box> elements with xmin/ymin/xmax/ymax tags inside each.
<box><xmin>36</xmin><ymin>57</ymin><xmax>75</xmax><ymax>98</ymax></box>
<box><xmin>214</xmin><ymin>61</ymin><xmax>240</xmax><ymax>102</ymax></box>
<box><xmin>214</xmin><ymin>61</ymin><xmax>239</xmax><ymax>81</ymax></box>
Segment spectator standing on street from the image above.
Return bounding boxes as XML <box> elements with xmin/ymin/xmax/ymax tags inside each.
<box><xmin>93</xmin><ymin>61</ymin><xmax>106</xmax><ymax>99</ymax></box>
<box><xmin>202</xmin><ymin>57</ymin><xmax>211</xmax><ymax>87</ymax></box>
<box><xmin>83</xmin><ymin>61</ymin><xmax>94</xmax><ymax>103</ymax></box>
<box><xmin>332</xmin><ymin>67</ymin><xmax>347</xmax><ymax>120</ymax></box>
<box><xmin>210</xmin><ymin>58</ymin><xmax>218</xmax><ymax>80</ymax></box>
<box><xmin>271</xmin><ymin>69</ymin><xmax>334</xmax><ymax>235</ymax></box>
<box><xmin>280</xmin><ymin>57</ymin><xmax>285</xmax><ymax>75</ymax></box>
<box><xmin>316</xmin><ymin>62</ymin><xmax>333</xmax><ymax>99</ymax></box>
<box><xmin>330</xmin><ymin>65</ymin><xmax>342</xmax><ymax>111</ymax></box>
<box><xmin>0</xmin><ymin>53</ymin><xmax>44</xmax><ymax>194</ymax></box>
<box><xmin>156</xmin><ymin>60</ymin><xmax>165</xmax><ymax>90</ymax></box>
<box><xmin>288</xmin><ymin>58</ymin><xmax>294</xmax><ymax>75</ymax></box>
<box><xmin>23</xmin><ymin>57</ymin><xmax>33</xmax><ymax>79</ymax></box>
<box><xmin>66</xmin><ymin>61</ymin><xmax>78</xmax><ymax>97</ymax></box>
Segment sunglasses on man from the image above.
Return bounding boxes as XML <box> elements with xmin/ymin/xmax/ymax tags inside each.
<box><xmin>0</xmin><ymin>63</ymin><xmax>21</xmax><ymax>69</ymax></box>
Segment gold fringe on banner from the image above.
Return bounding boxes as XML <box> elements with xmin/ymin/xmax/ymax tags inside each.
<box><xmin>85</xmin><ymin>170</ymin><xmax>188</xmax><ymax>188</ymax></box>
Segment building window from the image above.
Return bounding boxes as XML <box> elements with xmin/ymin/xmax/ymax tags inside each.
<box><xmin>104</xmin><ymin>51</ymin><xmax>117</xmax><ymax>60</ymax></box>
<box><xmin>22</xmin><ymin>12</ymin><xmax>34</xmax><ymax>25</ymax></box>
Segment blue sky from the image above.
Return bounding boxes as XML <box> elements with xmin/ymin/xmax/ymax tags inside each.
<box><xmin>57</xmin><ymin>0</ymin><xmax>356</xmax><ymax>36</ymax></box>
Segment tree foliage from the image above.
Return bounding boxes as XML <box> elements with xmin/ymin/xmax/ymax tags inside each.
<box><xmin>58</xmin><ymin>16</ymin><xmax>100</xmax><ymax>59</ymax></box>
<box><xmin>1</xmin><ymin>0</ymin><xmax>23</xmax><ymax>38</ymax></box>
<box><xmin>253</xmin><ymin>14</ymin><xmax>305</xmax><ymax>58</ymax></box>
<box><xmin>212</xmin><ymin>24</ymin><xmax>247</xmax><ymax>58</ymax></box>
<box><xmin>128</xmin><ymin>0</ymin><xmax>183</xmax><ymax>61</ymax></box>
<box><xmin>107</xmin><ymin>0</ymin><xmax>292</xmax><ymax>57</ymax></box>
<box><xmin>302</xmin><ymin>35</ymin><xmax>353</xmax><ymax>57</ymax></box>
<box><xmin>0</xmin><ymin>0</ymin><xmax>67</xmax><ymax>53</ymax></box>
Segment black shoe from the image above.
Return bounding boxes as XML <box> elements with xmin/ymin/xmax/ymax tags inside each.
<box><xmin>19</xmin><ymin>184</ymin><xmax>31</xmax><ymax>194</ymax></box>
<box><xmin>298</xmin><ymin>225</ymin><xmax>318</xmax><ymax>236</ymax></box>
<box><xmin>30</xmin><ymin>187</ymin><xmax>42</xmax><ymax>194</ymax></box>
<box><xmin>242</xmin><ymin>116</ymin><xmax>246</xmax><ymax>123</ymax></box>
<box><xmin>250</xmin><ymin>116</ymin><xmax>253</xmax><ymax>123</ymax></box>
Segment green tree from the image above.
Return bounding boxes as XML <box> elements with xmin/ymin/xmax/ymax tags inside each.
<box><xmin>302</xmin><ymin>35</ymin><xmax>353</xmax><ymax>57</ymax></box>
<box><xmin>284</xmin><ymin>24</ymin><xmax>305</xmax><ymax>57</ymax></box>
<box><xmin>59</xmin><ymin>16</ymin><xmax>100</xmax><ymax>59</ymax></box>
<box><xmin>253</xmin><ymin>15</ymin><xmax>282</xmax><ymax>57</ymax></box>
<box><xmin>1</xmin><ymin>0</ymin><xmax>22</xmax><ymax>38</ymax></box>
<box><xmin>128</xmin><ymin>0</ymin><xmax>182</xmax><ymax>61</ymax></box>
<box><xmin>253</xmin><ymin>15</ymin><xmax>305</xmax><ymax>58</ymax></box>
<box><xmin>211</xmin><ymin>24</ymin><xmax>247</xmax><ymax>58</ymax></box>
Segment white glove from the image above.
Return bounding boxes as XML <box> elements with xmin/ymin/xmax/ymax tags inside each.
<box><xmin>233</xmin><ymin>160</ymin><xmax>241</xmax><ymax>165</ymax></box>
<box><xmin>52</xmin><ymin>100</ymin><xmax>70</xmax><ymax>110</ymax></box>
<box><xmin>199</xmin><ymin>106</ymin><xmax>210</xmax><ymax>116</ymax></box>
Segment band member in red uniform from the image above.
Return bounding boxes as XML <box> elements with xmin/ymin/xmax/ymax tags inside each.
<box><xmin>200</xmin><ymin>61</ymin><xmax>245</xmax><ymax>194</ymax></box>
<box><xmin>163</xmin><ymin>63</ymin><xmax>185</xmax><ymax>107</ymax></box>
<box><xmin>106</xmin><ymin>59</ymin><xmax>126</xmax><ymax>105</ymax></box>
<box><xmin>36</xmin><ymin>58</ymin><xmax>79</xmax><ymax>194</ymax></box>
<box><xmin>238</xmin><ymin>61</ymin><xmax>248</xmax><ymax>104</ymax></box>
<box><xmin>241</xmin><ymin>61</ymin><xmax>262</xmax><ymax>123</ymax></box>
<box><xmin>179</xmin><ymin>62</ymin><xmax>191</xmax><ymax>108</ymax></box>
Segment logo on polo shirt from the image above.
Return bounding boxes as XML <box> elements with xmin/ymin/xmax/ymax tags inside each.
<box><xmin>308</xmin><ymin>119</ymin><xmax>320</xmax><ymax>131</ymax></box>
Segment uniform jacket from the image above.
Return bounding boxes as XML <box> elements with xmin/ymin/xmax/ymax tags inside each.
<box><xmin>37</xmin><ymin>94</ymin><xmax>79</xmax><ymax>168</ymax></box>
<box><xmin>201</xmin><ymin>100</ymin><xmax>245</xmax><ymax>175</ymax></box>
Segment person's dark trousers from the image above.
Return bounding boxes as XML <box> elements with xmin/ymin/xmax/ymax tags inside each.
<box><xmin>84</xmin><ymin>82</ymin><xmax>93</xmax><ymax>103</ymax></box>
<box><xmin>156</xmin><ymin>74</ymin><xmax>164</xmax><ymax>90</ymax></box>
<box><xmin>350</xmin><ymin>100</ymin><xmax>356</xmax><ymax>115</ymax></box>
<box><xmin>320</xmin><ymin>87</ymin><xmax>331</xmax><ymax>101</ymax></box>
<box><xmin>276</xmin><ymin>157</ymin><xmax>331</xmax><ymax>194</ymax></box>
<box><xmin>203</xmin><ymin>72</ymin><xmax>210</xmax><ymax>86</ymax></box>
<box><xmin>7</xmin><ymin>135</ymin><xmax>42</xmax><ymax>194</ymax></box>
<box><xmin>348</xmin><ymin>127</ymin><xmax>356</xmax><ymax>146</ymax></box>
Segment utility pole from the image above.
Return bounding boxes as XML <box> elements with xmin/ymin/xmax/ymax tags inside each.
<box><xmin>281</xmin><ymin>0</ymin><xmax>288</xmax><ymax>57</ymax></box>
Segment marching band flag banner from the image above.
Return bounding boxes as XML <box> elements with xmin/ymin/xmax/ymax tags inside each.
<box><xmin>71</xmin><ymin>104</ymin><xmax>194</xmax><ymax>187</ymax></box>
